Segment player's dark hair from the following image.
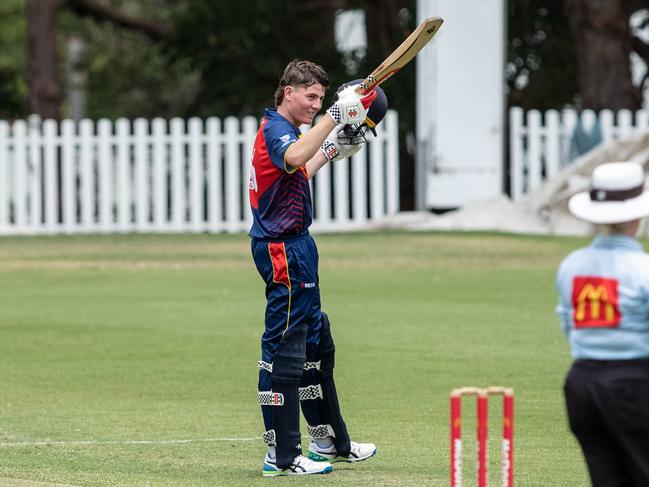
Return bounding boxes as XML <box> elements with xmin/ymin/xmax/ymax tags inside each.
<box><xmin>274</xmin><ymin>59</ymin><xmax>329</xmax><ymax>107</ymax></box>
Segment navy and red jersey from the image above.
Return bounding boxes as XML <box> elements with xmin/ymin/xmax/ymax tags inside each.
<box><xmin>248</xmin><ymin>108</ymin><xmax>312</xmax><ymax>240</ymax></box>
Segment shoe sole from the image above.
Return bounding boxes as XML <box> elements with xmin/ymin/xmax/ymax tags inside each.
<box><xmin>308</xmin><ymin>447</ymin><xmax>377</xmax><ymax>464</ymax></box>
<box><xmin>262</xmin><ymin>464</ymin><xmax>333</xmax><ymax>476</ymax></box>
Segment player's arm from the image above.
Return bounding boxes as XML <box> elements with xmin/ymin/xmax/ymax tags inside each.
<box><xmin>284</xmin><ymin>116</ymin><xmax>336</xmax><ymax>169</ymax></box>
<box><xmin>305</xmin><ymin>150</ymin><xmax>329</xmax><ymax>181</ymax></box>
<box><xmin>284</xmin><ymin>87</ymin><xmax>377</xmax><ymax>170</ymax></box>
<box><xmin>306</xmin><ymin>125</ymin><xmax>367</xmax><ymax>180</ymax></box>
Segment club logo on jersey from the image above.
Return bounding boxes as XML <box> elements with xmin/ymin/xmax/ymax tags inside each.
<box><xmin>348</xmin><ymin>108</ymin><xmax>359</xmax><ymax>118</ymax></box>
<box><xmin>280</xmin><ymin>134</ymin><xmax>294</xmax><ymax>148</ymax></box>
<box><xmin>572</xmin><ymin>276</ymin><xmax>621</xmax><ymax>328</ymax></box>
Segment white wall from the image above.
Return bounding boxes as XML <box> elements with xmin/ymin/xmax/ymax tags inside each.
<box><xmin>417</xmin><ymin>0</ymin><xmax>505</xmax><ymax>209</ymax></box>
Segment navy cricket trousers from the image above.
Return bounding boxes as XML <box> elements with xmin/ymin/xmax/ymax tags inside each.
<box><xmin>251</xmin><ymin>234</ymin><xmax>323</xmax><ymax>431</ymax></box>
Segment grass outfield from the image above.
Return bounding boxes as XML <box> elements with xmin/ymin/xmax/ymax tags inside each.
<box><xmin>0</xmin><ymin>231</ymin><xmax>597</xmax><ymax>486</ymax></box>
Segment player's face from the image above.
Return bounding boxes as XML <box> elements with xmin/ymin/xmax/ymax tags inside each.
<box><xmin>284</xmin><ymin>84</ymin><xmax>325</xmax><ymax>126</ymax></box>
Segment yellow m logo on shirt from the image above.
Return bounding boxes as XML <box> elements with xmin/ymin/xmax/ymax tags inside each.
<box><xmin>572</xmin><ymin>276</ymin><xmax>621</xmax><ymax>328</ymax></box>
<box><xmin>575</xmin><ymin>284</ymin><xmax>615</xmax><ymax>322</ymax></box>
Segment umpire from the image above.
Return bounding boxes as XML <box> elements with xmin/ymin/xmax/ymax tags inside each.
<box><xmin>556</xmin><ymin>161</ymin><xmax>649</xmax><ymax>486</ymax></box>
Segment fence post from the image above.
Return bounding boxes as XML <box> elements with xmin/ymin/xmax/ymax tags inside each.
<box><xmin>334</xmin><ymin>147</ymin><xmax>350</xmax><ymax>225</ymax></box>
<box><xmin>545</xmin><ymin>110</ymin><xmax>560</xmax><ymax>181</ymax></box>
<box><xmin>152</xmin><ymin>118</ymin><xmax>167</xmax><ymax>231</ymax></box>
<box><xmin>351</xmin><ymin>146</ymin><xmax>367</xmax><ymax>225</ymax></box>
<box><xmin>97</xmin><ymin>118</ymin><xmax>113</xmax><ymax>233</ymax></box>
<box><xmin>188</xmin><ymin>117</ymin><xmax>204</xmax><ymax>232</ymax></box>
<box><xmin>224</xmin><ymin>117</ymin><xmax>240</xmax><ymax>233</ymax></box>
<box><xmin>314</xmin><ymin>160</ymin><xmax>331</xmax><ymax>227</ymax></box>
<box><xmin>116</xmin><ymin>118</ymin><xmax>131</xmax><ymax>232</ymax></box>
<box><xmin>385</xmin><ymin>111</ymin><xmax>399</xmax><ymax>215</ymax></box>
<box><xmin>80</xmin><ymin>119</ymin><xmax>94</xmax><ymax>231</ymax></box>
<box><xmin>28</xmin><ymin>116</ymin><xmax>43</xmax><ymax>232</ymax></box>
<box><xmin>242</xmin><ymin>116</ymin><xmax>257</xmax><ymax>230</ymax></box>
<box><xmin>509</xmin><ymin>107</ymin><xmax>524</xmax><ymax>201</ymax></box>
<box><xmin>13</xmin><ymin>120</ymin><xmax>27</xmax><ymax>231</ymax></box>
<box><xmin>600</xmin><ymin>109</ymin><xmax>614</xmax><ymax>142</ymax></box>
<box><xmin>170</xmin><ymin>117</ymin><xmax>185</xmax><ymax>232</ymax></box>
<box><xmin>560</xmin><ymin>109</ymin><xmax>577</xmax><ymax>169</ymax></box>
<box><xmin>369</xmin><ymin>124</ymin><xmax>384</xmax><ymax>220</ymax></box>
<box><xmin>636</xmin><ymin>109</ymin><xmax>649</xmax><ymax>134</ymax></box>
<box><xmin>61</xmin><ymin>119</ymin><xmax>76</xmax><ymax>233</ymax></box>
<box><xmin>206</xmin><ymin>117</ymin><xmax>222</xmax><ymax>233</ymax></box>
<box><xmin>527</xmin><ymin>110</ymin><xmax>542</xmax><ymax>194</ymax></box>
<box><xmin>0</xmin><ymin>121</ymin><xmax>8</xmax><ymax>233</ymax></box>
<box><xmin>618</xmin><ymin>109</ymin><xmax>633</xmax><ymax>139</ymax></box>
<box><xmin>134</xmin><ymin>118</ymin><xmax>149</xmax><ymax>231</ymax></box>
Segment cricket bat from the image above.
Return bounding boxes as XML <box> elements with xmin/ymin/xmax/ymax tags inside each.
<box><xmin>357</xmin><ymin>16</ymin><xmax>444</xmax><ymax>95</ymax></box>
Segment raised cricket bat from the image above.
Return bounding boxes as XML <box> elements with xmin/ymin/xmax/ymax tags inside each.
<box><xmin>357</xmin><ymin>17</ymin><xmax>444</xmax><ymax>95</ymax></box>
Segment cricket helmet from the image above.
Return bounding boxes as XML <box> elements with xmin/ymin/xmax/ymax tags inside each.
<box><xmin>336</xmin><ymin>79</ymin><xmax>388</xmax><ymax>138</ymax></box>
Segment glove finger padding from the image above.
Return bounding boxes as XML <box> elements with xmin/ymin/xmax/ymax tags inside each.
<box><xmin>332</xmin><ymin>142</ymin><xmax>362</xmax><ymax>162</ymax></box>
<box><xmin>320</xmin><ymin>124</ymin><xmax>366</xmax><ymax>162</ymax></box>
<box><xmin>326</xmin><ymin>85</ymin><xmax>377</xmax><ymax>125</ymax></box>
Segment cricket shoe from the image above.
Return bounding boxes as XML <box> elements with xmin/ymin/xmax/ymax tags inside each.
<box><xmin>262</xmin><ymin>453</ymin><xmax>333</xmax><ymax>477</ymax></box>
<box><xmin>308</xmin><ymin>440</ymin><xmax>377</xmax><ymax>463</ymax></box>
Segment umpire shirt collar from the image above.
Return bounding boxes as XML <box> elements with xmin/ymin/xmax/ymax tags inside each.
<box><xmin>592</xmin><ymin>234</ymin><xmax>643</xmax><ymax>252</ymax></box>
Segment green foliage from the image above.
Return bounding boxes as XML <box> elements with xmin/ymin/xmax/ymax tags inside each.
<box><xmin>507</xmin><ymin>0</ymin><xmax>578</xmax><ymax>110</ymax></box>
<box><xmin>355</xmin><ymin>1</ymin><xmax>417</xmax><ymax>140</ymax></box>
<box><xmin>0</xmin><ymin>66</ymin><xmax>26</xmax><ymax>119</ymax></box>
<box><xmin>59</xmin><ymin>1</ymin><xmax>198</xmax><ymax>120</ymax></box>
<box><xmin>0</xmin><ymin>0</ymin><xmax>28</xmax><ymax>119</ymax></box>
<box><xmin>166</xmin><ymin>0</ymin><xmax>348</xmax><ymax>117</ymax></box>
<box><xmin>0</xmin><ymin>0</ymin><xmax>589</xmax><ymax>119</ymax></box>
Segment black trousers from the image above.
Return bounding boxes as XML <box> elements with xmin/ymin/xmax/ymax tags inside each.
<box><xmin>564</xmin><ymin>359</ymin><xmax>649</xmax><ymax>487</ymax></box>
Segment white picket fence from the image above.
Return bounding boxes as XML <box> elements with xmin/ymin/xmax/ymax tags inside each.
<box><xmin>0</xmin><ymin>112</ymin><xmax>398</xmax><ymax>235</ymax></box>
<box><xmin>509</xmin><ymin>106</ymin><xmax>649</xmax><ymax>200</ymax></box>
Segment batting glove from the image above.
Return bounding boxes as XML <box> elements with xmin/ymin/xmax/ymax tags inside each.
<box><xmin>326</xmin><ymin>86</ymin><xmax>378</xmax><ymax>125</ymax></box>
<box><xmin>320</xmin><ymin>125</ymin><xmax>366</xmax><ymax>162</ymax></box>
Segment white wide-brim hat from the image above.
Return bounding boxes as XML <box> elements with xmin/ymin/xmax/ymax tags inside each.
<box><xmin>568</xmin><ymin>162</ymin><xmax>649</xmax><ymax>224</ymax></box>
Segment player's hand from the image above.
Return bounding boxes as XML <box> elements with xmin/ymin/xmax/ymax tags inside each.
<box><xmin>326</xmin><ymin>85</ymin><xmax>378</xmax><ymax>125</ymax></box>
<box><xmin>320</xmin><ymin>124</ymin><xmax>366</xmax><ymax>162</ymax></box>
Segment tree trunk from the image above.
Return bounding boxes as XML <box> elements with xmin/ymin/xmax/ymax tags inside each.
<box><xmin>65</xmin><ymin>34</ymin><xmax>87</xmax><ymax>121</ymax></box>
<box><xmin>27</xmin><ymin>0</ymin><xmax>64</xmax><ymax>120</ymax></box>
<box><xmin>566</xmin><ymin>0</ymin><xmax>640</xmax><ymax>110</ymax></box>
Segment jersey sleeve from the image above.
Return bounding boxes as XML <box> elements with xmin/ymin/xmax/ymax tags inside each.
<box><xmin>264</xmin><ymin>120</ymin><xmax>300</xmax><ymax>173</ymax></box>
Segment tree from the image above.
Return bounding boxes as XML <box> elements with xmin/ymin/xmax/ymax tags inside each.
<box><xmin>507</xmin><ymin>0</ymin><xmax>577</xmax><ymax>110</ymax></box>
<box><xmin>0</xmin><ymin>1</ymin><xmax>27</xmax><ymax>119</ymax></box>
<box><xmin>508</xmin><ymin>0</ymin><xmax>649</xmax><ymax>111</ymax></box>
<box><xmin>26</xmin><ymin>0</ymin><xmax>172</xmax><ymax>120</ymax></box>
<box><xmin>26</xmin><ymin>0</ymin><xmax>65</xmax><ymax>120</ymax></box>
<box><xmin>165</xmin><ymin>0</ymin><xmax>345</xmax><ymax>118</ymax></box>
<box><xmin>565</xmin><ymin>0</ymin><xmax>641</xmax><ymax>110</ymax></box>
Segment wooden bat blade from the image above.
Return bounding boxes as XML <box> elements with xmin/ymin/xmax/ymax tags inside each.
<box><xmin>358</xmin><ymin>17</ymin><xmax>443</xmax><ymax>94</ymax></box>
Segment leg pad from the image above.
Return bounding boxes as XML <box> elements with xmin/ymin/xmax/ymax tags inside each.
<box><xmin>308</xmin><ymin>424</ymin><xmax>336</xmax><ymax>439</ymax></box>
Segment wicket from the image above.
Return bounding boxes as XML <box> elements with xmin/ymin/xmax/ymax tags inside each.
<box><xmin>450</xmin><ymin>386</ymin><xmax>514</xmax><ymax>487</ymax></box>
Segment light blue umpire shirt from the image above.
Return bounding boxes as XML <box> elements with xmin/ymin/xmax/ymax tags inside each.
<box><xmin>556</xmin><ymin>234</ymin><xmax>649</xmax><ymax>360</ymax></box>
